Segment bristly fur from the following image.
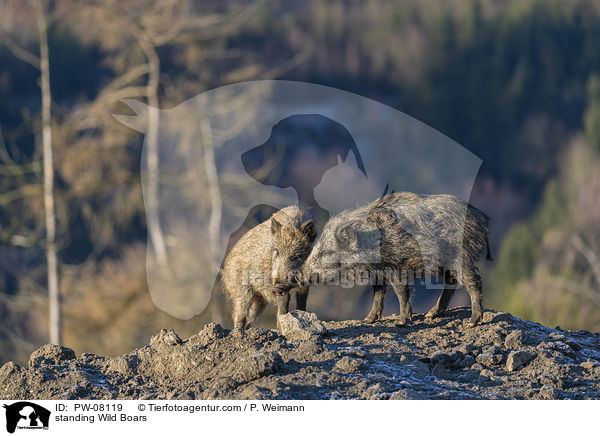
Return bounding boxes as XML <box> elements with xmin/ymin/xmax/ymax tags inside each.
<box><xmin>304</xmin><ymin>192</ymin><xmax>492</xmax><ymax>327</ymax></box>
<box><xmin>222</xmin><ymin>206</ymin><xmax>316</xmax><ymax>330</ymax></box>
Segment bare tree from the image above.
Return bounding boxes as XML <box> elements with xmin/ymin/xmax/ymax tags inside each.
<box><xmin>0</xmin><ymin>0</ymin><xmax>61</xmax><ymax>344</ymax></box>
<box><xmin>34</xmin><ymin>0</ymin><xmax>60</xmax><ymax>345</ymax></box>
<box><xmin>107</xmin><ymin>2</ymin><xmax>168</xmax><ymax>267</ymax></box>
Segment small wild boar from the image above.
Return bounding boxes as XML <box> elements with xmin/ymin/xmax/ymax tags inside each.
<box><xmin>222</xmin><ymin>206</ymin><xmax>317</xmax><ymax>331</ymax></box>
<box><xmin>302</xmin><ymin>192</ymin><xmax>492</xmax><ymax>326</ymax></box>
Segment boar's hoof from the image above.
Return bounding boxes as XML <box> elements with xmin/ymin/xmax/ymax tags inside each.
<box><xmin>363</xmin><ymin>313</ymin><xmax>381</xmax><ymax>324</ymax></box>
<box><xmin>231</xmin><ymin>326</ymin><xmax>246</xmax><ymax>338</ymax></box>
<box><xmin>469</xmin><ymin>314</ymin><xmax>482</xmax><ymax>327</ymax></box>
<box><xmin>424</xmin><ymin>310</ymin><xmax>440</xmax><ymax>321</ymax></box>
<box><xmin>397</xmin><ymin>317</ymin><xmax>411</xmax><ymax>327</ymax></box>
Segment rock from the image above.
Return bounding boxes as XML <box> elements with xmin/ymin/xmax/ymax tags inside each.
<box><xmin>105</xmin><ymin>355</ymin><xmax>140</xmax><ymax>376</ymax></box>
<box><xmin>407</xmin><ymin>360</ymin><xmax>430</xmax><ymax>376</ymax></box>
<box><xmin>150</xmin><ymin>329</ymin><xmax>182</xmax><ymax>346</ymax></box>
<box><xmin>564</xmin><ymin>339</ymin><xmax>583</xmax><ymax>351</ymax></box>
<box><xmin>177</xmin><ymin>390</ymin><xmax>196</xmax><ymax>400</ymax></box>
<box><xmin>537</xmin><ymin>341</ymin><xmax>575</xmax><ymax>358</ymax></box>
<box><xmin>390</xmin><ymin>389</ymin><xmax>427</xmax><ymax>400</ymax></box>
<box><xmin>506</xmin><ymin>351</ymin><xmax>535</xmax><ymax>372</ymax></box>
<box><xmin>539</xmin><ymin>375</ymin><xmax>570</xmax><ymax>390</ymax></box>
<box><xmin>278</xmin><ymin>310</ymin><xmax>326</xmax><ymax>340</ymax></box>
<box><xmin>477</xmin><ymin>372</ymin><xmax>494</xmax><ymax>386</ymax></box>
<box><xmin>480</xmin><ymin>368</ymin><xmax>494</xmax><ymax>378</ymax></box>
<box><xmin>296</xmin><ymin>338</ymin><xmax>325</xmax><ymax>356</ymax></box>
<box><xmin>504</xmin><ymin>330</ymin><xmax>525</xmax><ymax>349</ymax></box>
<box><xmin>430</xmin><ymin>351</ymin><xmax>453</xmax><ymax>367</ymax></box>
<box><xmin>457</xmin><ymin>344</ymin><xmax>475</xmax><ymax>355</ymax></box>
<box><xmin>243</xmin><ymin>327</ymin><xmax>284</xmax><ymax>344</ymax></box>
<box><xmin>450</xmin><ymin>350</ymin><xmax>465</xmax><ymax>363</ymax></box>
<box><xmin>458</xmin><ymin>355</ymin><xmax>476</xmax><ymax>368</ymax></box>
<box><xmin>340</xmin><ymin>347</ymin><xmax>367</xmax><ymax>358</ymax></box>
<box><xmin>536</xmin><ymin>349</ymin><xmax>571</xmax><ymax>366</ymax></box>
<box><xmin>4</xmin><ymin>306</ymin><xmax>600</xmax><ymax>401</ymax></box>
<box><xmin>29</xmin><ymin>344</ymin><xmax>76</xmax><ymax>367</ymax></box>
<box><xmin>431</xmin><ymin>364</ymin><xmax>451</xmax><ymax>380</ymax></box>
<box><xmin>80</xmin><ymin>353</ymin><xmax>104</xmax><ymax>363</ymax></box>
<box><xmin>476</xmin><ymin>353</ymin><xmax>502</xmax><ymax>367</ymax></box>
<box><xmin>232</xmin><ymin>351</ymin><xmax>282</xmax><ymax>383</ymax></box>
<box><xmin>0</xmin><ymin>361</ymin><xmax>20</xmax><ymax>382</ymax></box>
<box><xmin>482</xmin><ymin>345</ymin><xmax>502</xmax><ymax>355</ymax></box>
<box><xmin>333</xmin><ymin>356</ymin><xmax>365</xmax><ymax>373</ymax></box>
<box><xmin>539</xmin><ymin>385</ymin><xmax>556</xmax><ymax>400</ymax></box>
<box><xmin>580</xmin><ymin>360</ymin><xmax>598</xmax><ymax>370</ymax></box>
<box><xmin>457</xmin><ymin>370</ymin><xmax>479</xmax><ymax>383</ymax></box>
<box><xmin>490</xmin><ymin>312</ymin><xmax>513</xmax><ymax>323</ymax></box>
<box><xmin>198</xmin><ymin>323</ymin><xmax>228</xmax><ymax>342</ymax></box>
<box><xmin>362</xmin><ymin>383</ymin><xmax>385</xmax><ymax>399</ymax></box>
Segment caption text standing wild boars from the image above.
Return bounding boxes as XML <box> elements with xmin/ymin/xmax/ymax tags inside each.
<box><xmin>303</xmin><ymin>192</ymin><xmax>492</xmax><ymax>326</ymax></box>
<box><xmin>222</xmin><ymin>206</ymin><xmax>317</xmax><ymax>331</ymax></box>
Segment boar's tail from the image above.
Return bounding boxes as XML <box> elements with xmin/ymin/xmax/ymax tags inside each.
<box><xmin>485</xmin><ymin>234</ymin><xmax>493</xmax><ymax>261</ymax></box>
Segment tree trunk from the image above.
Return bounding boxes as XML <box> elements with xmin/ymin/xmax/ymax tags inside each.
<box><xmin>144</xmin><ymin>45</ymin><xmax>167</xmax><ymax>266</ymax></box>
<box><xmin>110</xmin><ymin>1</ymin><xmax>167</xmax><ymax>266</ymax></box>
<box><xmin>201</xmin><ymin>119</ymin><xmax>222</xmax><ymax>268</ymax></box>
<box><xmin>35</xmin><ymin>1</ymin><xmax>60</xmax><ymax>345</ymax></box>
<box><xmin>201</xmin><ymin>118</ymin><xmax>224</xmax><ymax>324</ymax></box>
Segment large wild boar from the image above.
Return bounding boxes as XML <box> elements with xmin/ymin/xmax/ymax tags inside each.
<box><xmin>222</xmin><ymin>206</ymin><xmax>317</xmax><ymax>331</ymax></box>
<box><xmin>302</xmin><ymin>192</ymin><xmax>492</xmax><ymax>326</ymax></box>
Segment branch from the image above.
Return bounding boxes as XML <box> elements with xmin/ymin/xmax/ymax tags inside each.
<box><xmin>262</xmin><ymin>46</ymin><xmax>314</xmax><ymax>80</ymax></box>
<box><xmin>103</xmin><ymin>63</ymin><xmax>151</xmax><ymax>93</ymax></box>
<box><xmin>0</xmin><ymin>124</ymin><xmax>16</xmax><ymax>165</ymax></box>
<box><xmin>150</xmin><ymin>14</ymin><xmax>225</xmax><ymax>46</ymax></box>
<box><xmin>0</xmin><ymin>161</ymin><xmax>41</xmax><ymax>176</ymax></box>
<box><xmin>0</xmin><ymin>184</ymin><xmax>41</xmax><ymax>205</ymax></box>
<box><xmin>168</xmin><ymin>2</ymin><xmax>263</xmax><ymax>44</ymax></box>
<box><xmin>0</xmin><ymin>31</ymin><xmax>40</xmax><ymax>69</ymax></box>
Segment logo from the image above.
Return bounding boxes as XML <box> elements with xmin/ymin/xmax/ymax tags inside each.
<box><xmin>3</xmin><ymin>402</ymin><xmax>50</xmax><ymax>433</ymax></box>
<box><xmin>113</xmin><ymin>80</ymin><xmax>481</xmax><ymax>319</ymax></box>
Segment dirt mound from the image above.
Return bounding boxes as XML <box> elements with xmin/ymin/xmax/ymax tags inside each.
<box><xmin>2</xmin><ymin>308</ymin><xmax>600</xmax><ymax>400</ymax></box>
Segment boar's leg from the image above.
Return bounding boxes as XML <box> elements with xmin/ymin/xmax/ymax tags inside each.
<box><xmin>392</xmin><ymin>284</ymin><xmax>412</xmax><ymax>326</ymax></box>
<box><xmin>246</xmin><ymin>296</ymin><xmax>267</xmax><ymax>327</ymax></box>
<box><xmin>275</xmin><ymin>292</ymin><xmax>291</xmax><ymax>330</ymax></box>
<box><xmin>363</xmin><ymin>285</ymin><xmax>386</xmax><ymax>323</ymax></box>
<box><xmin>295</xmin><ymin>286</ymin><xmax>310</xmax><ymax>311</ymax></box>
<box><xmin>232</xmin><ymin>291</ymin><xmax>254</xmax><ymax>331</ymax></box>
<box><xmin>425</xmin><ymin>288</ymin><xmax>456</xmax><ymax>321</ymax></box>
<box><xmin>461</xmin><ymin>266</ymin><xmax>483</xmax><ymax>326</ymax></box>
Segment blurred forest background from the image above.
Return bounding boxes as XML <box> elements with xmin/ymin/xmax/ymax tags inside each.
<box><xmin>2</xmin><ymin>0</ymin><xmax>600</xmax><ymax>364</ymax></box>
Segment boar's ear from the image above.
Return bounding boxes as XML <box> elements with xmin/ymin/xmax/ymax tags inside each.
<box><xmin>271</xmin><ymin>218</ymin><xmax>282</xmax><ymax>237</ymax></box>
<box><xmin>300</xmin><ymin>220</ymin><xmax>317</xmax><ymax>243</ymax></box>
<box><xmin>368</xmin><ymin>206</ymin><xmax>398</xmax><ymax>228</ymax></box>
<box><xmin>335</xmin><ymin>223</ymin><xmax>357</xmax><ymax>251</ymax></box>
<box><xmin>112</xmin><ymin>99</ymin><xmax>156</xmax><ymax>133</ymax></box>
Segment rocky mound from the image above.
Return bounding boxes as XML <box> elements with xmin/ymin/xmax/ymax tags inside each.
<box><xmin>1</xmin><ymin>308</ymin><xmax>600</xmax><ymax>400</ymax></box>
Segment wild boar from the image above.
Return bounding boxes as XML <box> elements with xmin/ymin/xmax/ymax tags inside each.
<box><xmin>222</xmin><ymin>206</ymin><xmax>317</xmax><ymax>331</ymax></box>
<box><xmin>302</xmin><ymin>192</ymin><xmax>492</xmax><ymax>326</ymax></box>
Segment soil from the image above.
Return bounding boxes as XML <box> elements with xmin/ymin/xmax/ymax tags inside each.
<box><xmin>1</xmin><ymin>307</ymin><xmax>600</xmax><ymax>400</ymax></box>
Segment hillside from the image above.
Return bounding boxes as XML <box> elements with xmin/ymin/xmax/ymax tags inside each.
<box><xmin>1</xmin><ymin>308</ymin><xmax>599</xmax><ymax>400</ymax></box>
